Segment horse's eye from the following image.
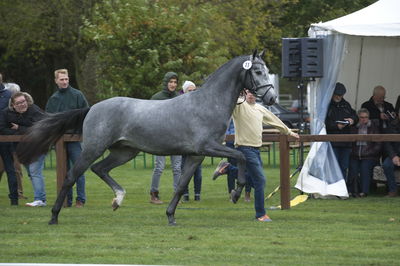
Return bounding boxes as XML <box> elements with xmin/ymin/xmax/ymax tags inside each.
<box><xmin>256</xmin><ymin>71</ymin><xmax>263</xmax><ymax>75</ymax></box>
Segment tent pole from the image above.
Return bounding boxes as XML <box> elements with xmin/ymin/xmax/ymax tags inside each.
<box><xmin>355</xmin><ymin>37</ymin><xmax>364</xmax><ymax>109</ymax></box>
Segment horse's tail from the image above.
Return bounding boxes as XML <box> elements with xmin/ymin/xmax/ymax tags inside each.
<box><xmin>16</xmin><ymin>107</ymin><xmax>91</xmax><ymax>164</ymax></box>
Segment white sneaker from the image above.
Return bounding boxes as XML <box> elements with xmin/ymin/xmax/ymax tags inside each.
<box><xmin>25</xmin><ymin>200</ymin><xmax>46</xmax><ymax>207</ymax></box>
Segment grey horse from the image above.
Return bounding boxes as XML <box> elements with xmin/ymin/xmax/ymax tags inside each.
<box><xmin>17</xmin><ymin>50</ymin><xmax>277</xmax><ymax>225</ymax></box>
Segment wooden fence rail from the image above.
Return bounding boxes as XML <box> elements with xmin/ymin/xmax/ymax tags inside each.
<box><xmin>1</xmin><ymin>133</ymin><xmax>399</xmax><ymax>210</ymax></box>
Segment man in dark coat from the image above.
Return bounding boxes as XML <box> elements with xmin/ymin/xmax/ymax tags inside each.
<box><xmin>46</xmin><ymin>69</ymin><xmax>89</xmax><ymax>207</ymax></box>
<box><xmin>361</xmin><ymin>85</ymin><xmax>396</xmax><ymax>131</ymax></box>
<box><xmin>325</xmin><ymin>82</ymin><xmax>358</xmax><ymax>179</ymax></box>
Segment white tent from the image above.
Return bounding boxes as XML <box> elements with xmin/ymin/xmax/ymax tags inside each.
<box><xmin>295</xmin><ymin>0</ymin><xmax>400</xmax><ymax>197</ymax></box>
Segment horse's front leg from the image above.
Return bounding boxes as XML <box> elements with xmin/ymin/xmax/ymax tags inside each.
<box><xmin>166</xmin><ymin>155</ymin><xmax>204</xmax><ymax>226</ymax></box>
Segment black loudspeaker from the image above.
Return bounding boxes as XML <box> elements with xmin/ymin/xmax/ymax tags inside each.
<box><xmin>301</xmin><ymin>38</ymin><xmax>323</xmax><ymax>78</ymax></box>
<box><xmin>282</xmin><ymin>37</ymin><xmax>323</xmax><ymax>78</ymax></box>
<box><xmin>282</xmin><ymin>38</ymin><xmax>301</xmax><ymax>78</ymax></box>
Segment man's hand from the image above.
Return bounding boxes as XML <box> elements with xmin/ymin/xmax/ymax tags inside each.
<box><xmin>380</xmin><ymin>112</ymin><xmax>389</xmax><ymax>120</ymax></box>
<box><xmin>290</xmin><ymin>131</ymin><xmax>300</xmax><ymax>140</ymax></box>
<box><xmin>10</xmin><ymin>123</ymin><xmax>18</xmax><ymax>130</ymax></box>
<box><xmin>392</xmin><ymin>156</ymin><xmax>400</xmax><ymax>167</ymax></box>
<box><xmin>344</xmin><ymin>118</ymin><xmax>354</xmax><ymax>125</ymax></box>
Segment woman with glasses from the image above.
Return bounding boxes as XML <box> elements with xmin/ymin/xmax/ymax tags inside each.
<box><xmin>0</xmin><ymin>92</ymin><xmax>46</xmax><ymax>206</ymax></box>
<box><xmin>347</xmin><ymin>108</ymin><xmax>382</xmax><ymax>197</ymax></box>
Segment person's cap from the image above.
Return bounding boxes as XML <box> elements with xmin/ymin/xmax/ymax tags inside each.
<box><xmin>182</xmin><ymin>80</ymin><xmax>196</xmax><ymax>93</ymax></box>
<box><xmin>334</xmin><ymin>82</ymin><xmax>346</xmax><ymax>96</ymax></box>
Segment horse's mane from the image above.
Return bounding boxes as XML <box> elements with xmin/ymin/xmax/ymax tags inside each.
<box><xmin>201</xmin><ymin>55</ymin><xmax>249</xmax><ymax>88</ymax></box>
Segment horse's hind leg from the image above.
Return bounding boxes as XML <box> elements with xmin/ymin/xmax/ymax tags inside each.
<box><xmin>202</xmin><ymin>142</ymin><xmax>247</xmax><ymax>203</ymax></box>
<box><xmin>91</xmin><ymin>146</ymin><xmax>139</xmax><ymax>210</ymax></box>
<box><xmin>49</xmin><ymin>152</ymin><xmax>99</xmax><ymax>225</ymax></box>
<box><xmin>166</xmin><ymin>155</ymin><xmax>204</xmax><ymax>226</ymax></box>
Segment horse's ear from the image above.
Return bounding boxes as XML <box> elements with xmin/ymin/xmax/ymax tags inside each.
<box><xmin>252</xmin><ymin>49</ymin><xmax>258</xmax><ymax>60</ymax></box>
<box><xmin>259</xmin><ymin>49</ymin><xmax>265</xmax><ymax>59</ymax></box>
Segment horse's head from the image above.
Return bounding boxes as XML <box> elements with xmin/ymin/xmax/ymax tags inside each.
<box><xmin>242</xmin><ymin>50</ymin><xmax>277</xmax><ymax>106</ymax></box>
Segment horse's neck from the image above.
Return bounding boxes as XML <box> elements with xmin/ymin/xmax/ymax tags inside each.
<box><xmin>198</xmin><ymin>60</ymin><xmax>244</xmax><ymax>118</ymax></box>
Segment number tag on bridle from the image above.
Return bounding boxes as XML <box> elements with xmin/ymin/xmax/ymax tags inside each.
<box><xmin>242</xmin><ymin>60</ymin><xmax>252</xmax><ymax>70</ymax></box>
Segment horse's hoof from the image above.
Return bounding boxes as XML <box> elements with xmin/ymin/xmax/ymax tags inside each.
<box><xmin>168</xmin><ymin>221</ymin><xmax>177</xmax><ymax>226</ymax></box>
<box><xmin>111</xmin><ymin>198</ymin><xmax>120</xmax><ymax>211</ymax></box>
<box><xmin>48</xmin><ymin>219</ymin><xmax>58</xmax><ymax>225</ymax></box>
<box><xmin>230</xmin><ymin>190</ymin><xmax>240</xmax><ymax>204</ymax></box>
<box><xmin>167</xmin><ymin>215</ymin><xmax>176</xmax><ymax>226</ymax></box>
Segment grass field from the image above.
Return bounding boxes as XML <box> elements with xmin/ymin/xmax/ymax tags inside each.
<box><xmin>0</xmin><ymin>154</ymin><xmax>399</xmax><ymax>265</ymax></box>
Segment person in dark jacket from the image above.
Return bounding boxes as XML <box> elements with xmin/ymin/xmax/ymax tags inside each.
<box><xmin>382</xmin><ymin>110</ymin><xmax>400</xmax><ymax>197</ymax></box>
<box><xmin>46</xmin><ymin>69</ymin><xmax>89</xmax><ymax>207</ymax></box>
<box><xmin>394</xmin><ymin>95</ymin><xmax>400</xmax><ymax>114</ymax></box>
<box><xmin>361</xmin><ymin>85</ymin><xmax>396</xmax><ymax>132</ymax></box>
<box><xmin>0</xmin><ymin>92</ymin><xmax>47</xmax><ymax>206</ymax></box>
<box><xmin>347</xmin><ymin>108</ymin><xmax>381</xmax><ymax>197</ymax></box>
<box><xmin>325</xmin><ymin>82</ymin><xmax>358</xmax><ymax>179</ymax></box>
<box><xmin>0</xmin><ymin>72</ymin><xmax>18</xmax><ymax>205</ymax></box>
<box><xmin>149</xmin><ymin>72</ymin><xmax>182</xmax><ymax>204</ymax></box>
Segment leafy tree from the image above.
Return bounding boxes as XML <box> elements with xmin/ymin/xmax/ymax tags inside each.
<box><xmin>0</xmin><ymin>0</ymin><xmax>378</xmax><ymax>104</ymax></box>
<box><xmin>83</xmin><ymin>0</ymin><xmax>229</xmax><ymax>100</ymax></box>
<box><xmin>0</xmin><ymin>0</ymin><xmax>98</xmax><ymax>106</ymax></box>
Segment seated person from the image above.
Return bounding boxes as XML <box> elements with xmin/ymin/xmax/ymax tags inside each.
<box><xmin>361</xmin><ymin>85</ymin><xmax>396</xmax><ymax>131</ymax></box>
<box><xmin>347</xmin><ymin>108</ymin><xmax>381</xmax><ymax>197</ymax></box>
<box><xmin>382</xmin><ymin>109</ymin><xmax>400</xmax><ymax>197</ymax></box>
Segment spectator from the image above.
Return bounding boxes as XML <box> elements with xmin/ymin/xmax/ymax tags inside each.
<box><xmin>214</xmin><ymin>119</ymin><xmax>253</xmax><ymax>202</ymax></box>
<box><xmin>214</xmin><ymin>90</ymin><xmax>299</xmax><ymax>222</ymax></box>
<box><xmin>382</xmin><ymin>109</ymin><xmax>400</xmax><ymax>197</ymax></box>
<box><xmin>46</xmin><ymin>69</ymin><xmax>89</xmax><ymax>207</ymax></box>
<box><xmin>0</xmin><ymin>92</ymin><xmax>47</xmax><ymax>206</ymax></box>
<box><xmin>361</xmin><ymin>85</ymin><xmax>396</xmax><ymax>131</ymax></box>
<box><xmin>181</xmin><ymin>81</ymin><xmax>202</xmax><ymax>202</ymax></box>
<box><xmin>325</xmin><ymin>82</ymin><xmax>357</xmax><ymax>179</ymax></box>
<box><xmin>394</xmin><ymin>95</ymin><xmax>400</xmax><ymax>114</ymax></box>
<box><xmin>347</xmin><ymin>108</ymin><xmax>381</xmax><ymax>197</ymax></box>
<box><xmin>149</xmin><ymin>72</ymin><xmax>182</xmax><ymax>204</ymax></box>
<box><xmin>0</xmin><ymin>72</ymin><xmax>18</xmax><ymax>205</ymax></box>
<box><xmin>0</xmin><ymin>82</ymin><xmax>27</xmax><ymax>200</ymax></box>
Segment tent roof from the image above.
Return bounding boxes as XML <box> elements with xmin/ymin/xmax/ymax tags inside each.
<box><xmin>310</xmin><ymin>0</ymin><xmax>400</xmax><ymax>36</ymax></box>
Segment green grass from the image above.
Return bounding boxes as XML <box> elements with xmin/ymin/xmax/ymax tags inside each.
<box><xmin>1</xmin><ymin>155</ymin><xmax>399</xmax><ymax>265</ymax></box>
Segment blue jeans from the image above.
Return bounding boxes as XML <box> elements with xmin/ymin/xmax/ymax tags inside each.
<box><xmin>26</xmin><ymin>154</ymin><xmax>46</xmax><ymax>202</ymax></box>
<box><xmin>332</xmin><ymin>147</ymin><xmax>352</xmax><ymax>180</ymax></box>
<box><xmin>181</xmin><ymin>156</ymin><xmax>202</xmax><ymax>196</ymax></box>
<box><xmin>150</xmin><ymin>155</ymin><xmax>182</xmax><ymax>193</ymax></box>
<box><xmin>382</xmin><ymin>157</ymin><xmax>400</xmax><ymax>193</ymax></box>
<box><xmin>66</xmin><ymin>142</ymin><xmax>86</xmax><ymax>205</ymax></box>
<box><xmin>237</xmin><ymin>146</ymin><xmax>266</xmax><ymax>219</ymax></box>
<box><xmin>347</xmin><ymin>158</ymin><xmax>376</xmax><ymax>194</ymax></box>
<box><xmin>0</xmin><ymin>143</ymin><xmax>17</xmax><ymax>201</ymax></box>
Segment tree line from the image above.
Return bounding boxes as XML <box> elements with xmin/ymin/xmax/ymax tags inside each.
<box><xmin>0</xmin><ymin>0</ymin><xmax>376</xmax><ymax>108</ymax></box>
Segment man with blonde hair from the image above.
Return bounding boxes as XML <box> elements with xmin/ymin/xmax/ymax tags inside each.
<box><xmin>46</xmin><ymin>68</ymin><xmax>89</xmax><ymax>207</ymax></box>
